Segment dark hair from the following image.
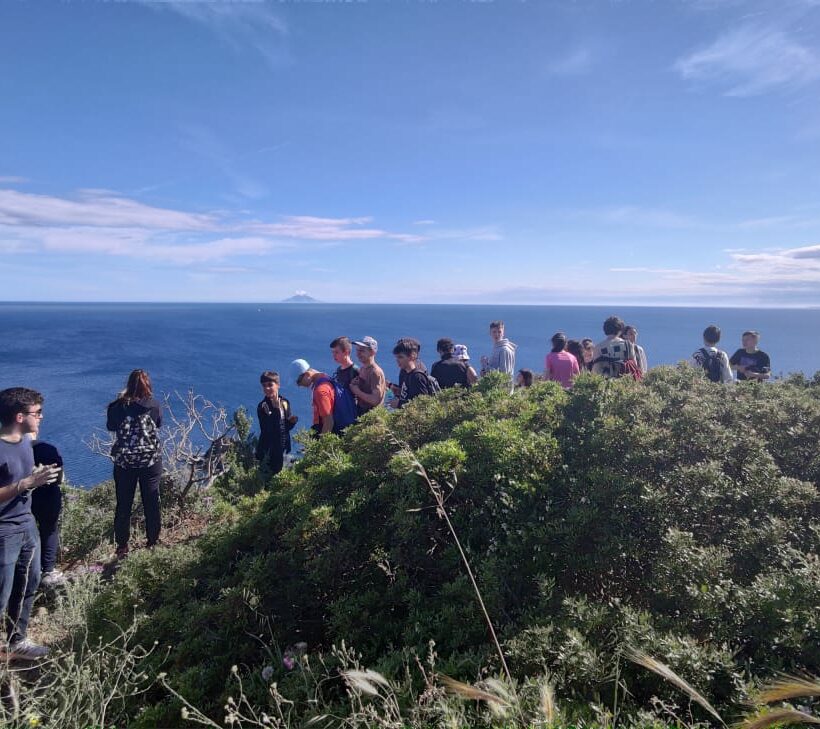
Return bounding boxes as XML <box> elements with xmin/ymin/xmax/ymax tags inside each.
<box><xmin>393</xmin><ymin>337</ymin><xmax>421</xmax><ymax>357</ymax></box>
<box><xmin>742</xmin><ymin>330</ymin><xmax>760</xmax><ymax>339</ymax></box>
<box><xmin>581</xmin><ymin>338</ymin><xmax>594</xmax><ymax>350</ymax></box>
<box><xmin>623</xmin><ymin>325</ymin><xmax>637</xmax><ymax>336</ymax></box>
<box><xmin>119</xmin><ymin>369</ymin><xmax>152</xmax><ymax>403</ymax></box>
<box><xmin>0</xmin><ymin>388</ymin><xmax>43</xmax><ymax>427</ymax></box>
<box><xmin>489</xmin><ymin>320</ymin><xmax>504</xmax><ymax>330</ymax></box>
<box><xmin>517</xmin><ymin>369</ymin><xmax>534</xmax><ymax>387</ymax></box>
<box><xmin>329</xmin><ymin>336</ymin><xmax>352</xmax><ymax>353</ymax></box>
<box><xmin>703</xmin><ymin>325</ymin><xmax>721</xmax><ymax>345</ymax></box>
<box><xmin>603</xmin><ymin>316</ymin><xmax>625</xmax><ymax>336</ymax></box>
<box><xmin>437</xmin><ymin>337</ymin><xmax>455</xmax><ymax>356</ymax></box>
<box><xmin>260</xmin><ymin>371</ymin><xmax>280</xmax><ymax>385</ymax></box>
<box><xmin>566</xmin><ymin>339</ymin><xmax>584</xmax><ymax>364</ymax></box>
<box><xmin>550</xmin><ymin>332</ymin><xmax>567</xmax><ymax>353</ymax></box>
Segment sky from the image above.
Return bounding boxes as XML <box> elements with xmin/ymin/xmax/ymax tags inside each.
<box><xmin>2</xmin><ymin>0</ymin><xmax>820</xmax><ymax>306</ymax></box>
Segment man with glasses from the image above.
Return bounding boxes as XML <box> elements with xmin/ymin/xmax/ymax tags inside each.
<box><xmin>0</xmin><ymin>388</ymin><xmax>60</xmax><ymax>659</ymax></box>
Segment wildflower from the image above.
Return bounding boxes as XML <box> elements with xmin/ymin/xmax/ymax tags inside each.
<box><xmin>283</xmin><ymin>654</ymin><xmax>295</xmax><ymax>670</ymax></box>
<box><xmin>262</xmin><ymin>665</ymin><xmax>274</xmax><ymax>681</ymax></box>
<box><xmin>26</xmin><ymin>714</ymin><xmax>41</xmax><ymax>727</ymax></box>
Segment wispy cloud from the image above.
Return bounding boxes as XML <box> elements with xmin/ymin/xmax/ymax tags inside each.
<box><xmin>142</xmin><ymin>0</ymin><xmax>289</xmax><ymax>68</ymax></box>
<box><xmin>248</xmin><ymin>215</ymin><xmax>425</xmax><ymax>243</ymax></box>
<box><xmin>0</xmin><ymin>175</ymin><xmax>28</xmax><ymax>184</ymax></box>
<box><xmin>674</xmin><ymin>24</ymin><xmax>820</xmax><ymax>96</ymax></box>
<box><xmin>546</xmin><ymin>47</ymin><xmax>593</xmax><ymax>76</ymax></box>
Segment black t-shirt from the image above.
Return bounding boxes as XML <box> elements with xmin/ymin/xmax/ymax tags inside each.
<box><xmin>106</xmin><ymin>397</ymin><xmax>163</xmax><ymax>431</ymax></box>
<box><xmin>398</xmin><ymin>369</ymin><xmax>434</xmax><ymax>408</ymax></box>
<box><xmin>729</xmin><ymin>349</ymin><xmax>771</xmax><ymax>381</ymax></box>
<box><xmin>431</xmin><ymin>357</ymin><xmax>470</xmax><ymax>389</ymax></box>
<box><xmin>334</xmin><ymin>364</ymin><xmax>359</xmax><ymax>390</ymax></box>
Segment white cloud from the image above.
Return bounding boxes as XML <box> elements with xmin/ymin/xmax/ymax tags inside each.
<box><xmin>0</xmin><ymin>176</ymin><xmax>28</xmax><ymax>184</ymax></box>
<box><xmin>675</xmin><ymin>24</ymin><xmax>820</xmax><ymax>96</ymax></box>
<box><xmin>248</xmin><ymin>215</ymin><xmax>426</xmax><ymax>243</ymax></box>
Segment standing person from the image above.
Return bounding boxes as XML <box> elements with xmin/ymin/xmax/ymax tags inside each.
<box><xmin>591</xmin><ymin>316</ymin><xmax>641</xmax><ymax>379</ymax></box>
<box><xmin>580</xmin><ymin>338</ymin><xmax>595</xmax><ymax>371</ymax></box>
<box><xmin>623</xmin><ymin>325</ymin><xmax>649</xmax><ymax>375</ymax></box>
<box><xmin>431</xmin><ymin>338</ymin><xmax>471</xmax><ymax>389</ymax></box>
<box><xmin>453</xmin><ymin>345</ymin><xmax>479</xmax><ymax>385</ymax></box>
<box><xmin>729</xmin><ymin>331</ymin><xmax>771</xmax><ymax>382</ymax></box>
<box><xmin>516</xmin><ymin>369</ymin><xmax>535</xmax><ymax>388</ymax></box>
<box><xmin>291</xmin><ymin>359</ymin><xmax>337</xmax><ymax>436</ymax></box>
<box><xmin>107</xmin><ymin>369</ymin><xmax>163</xmax><ymax>559</ymax></box>
<box><xmin>389</xmin><ymin>338</ymin><xmax>438</xmax><ymax>408</ymax></box>
<box><xmin>0</xmin><ymin>388</ymin><xmax>60</xmax><ymax>658</ymax></box>
<box><xmin>30</xmin><ymin>414</ymin><xmax>66</xmax><ymax>587</ymax></box>
<box><xmin>330</xmin><ymin>337</ymin><xmax>359</xmax><ymax>390</ymax></box>
<box><xmin>255</xmin><ymin>372</ymin><xmax>297</xmax><ymax>475</ymax></box>
<box><xmin>349</xmin><ymin>337</ymin><xmax>387</xmax><ymax>414</ymax></box>
<box><xmin>545</xmin><ymin>332</ymin><xmax>580</xmax><ymax>389</ymax></box>
<box><xmin>480</xmin><ymin>321</ymin><xmax>517</xmax><ymax>380</ymax></box>
<box><xmin>566</xmin><ymin>340</ymin><xmax>585</xmax><ymax>370</ymax></box>
<box><xmin>690</xmin><ymin>325</ymin><xmax>733</xmax><ymax>384</ymax></box>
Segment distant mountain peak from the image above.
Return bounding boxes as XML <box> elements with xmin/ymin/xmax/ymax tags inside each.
<box><xmin>282</xmin><ymin>291</ymin><xmax>319</xmax><ymax>303</ymax></box>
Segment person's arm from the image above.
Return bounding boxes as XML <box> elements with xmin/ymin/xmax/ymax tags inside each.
<box><xmin>0</xmin><ymin>466</ymin><xmax>60</xmax><ymax>506</ymax></box>
<box><xmin>638</xmin><ymin>348</ymin><xmax>648</xmax><ymax>374</ymax></box>
<box><xmin>106</xmin><ymin>401</ymin><xmax>121</xmax><ymax>432</ymax></box>
<box><xmin>320</xmin><ymin>414</ymin><xmax>334</xmax><ymax>434</ymax></box>
<box><xmin>284</xmin><ymin>399</ymin><xmax>298</xmax><ymax>429</ymax></box>
<box><xmin>153</xmin><ymin>402</ymin><xmax>163</xmax><ymax>429</ymax></box>
<box><xmin>499</xmin><ymin>348</ymin><xmax>515</xmax><ymax>376</ymax></box>
<box><xmin>314</xmin><ymin>384</ymin><xmax>335</xmax><ymax>434</ymax></box>
<box><xmin>755</xmin><ymin>353</ymin><xmax>772</xmax><ymax>380</ymax></box>
<box><xmin>720</xmin><ymin>353</ymin><xmax>734</xmax><ymax>384</ymax></box>
<box><xmin>466</xmin><ymin>366</ymin><xmax>478</xmax><ymax>385</ymax></box>
<box><xmin>728</xmin><ymin>350</ymin><xmax>745</xmax><ymax>374</ymax></box>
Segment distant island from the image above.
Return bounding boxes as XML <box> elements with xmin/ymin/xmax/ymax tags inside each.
<box><xmin>282</xmin><ymin>293</ymin><xmax>319</xmax><ymax>303</ymax></box>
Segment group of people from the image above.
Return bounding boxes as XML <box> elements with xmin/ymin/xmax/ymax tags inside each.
<box><xmin>0</xmin><ymin>315</ymin><xmax>772</xmax><ymax>660</ymax></box>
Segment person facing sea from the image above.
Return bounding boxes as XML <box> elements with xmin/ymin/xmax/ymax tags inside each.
<box><xmin>623</xmin><ymin>325</ymin><xmax>648</xmax><ymax>375</ymax></box>
<box><xmin>591</xmin><ymin>316</ymin><xmax>634</xmax><ymax>379</ymax></box>
<box><xmin>107</xmin><ymin>369</ymin><xmax>163</xmax><ymax>560</ymax></box>
<box><xmin>256</xmin><ymin>371</ymin><xmax>297</xmax><ymax>475</ymax></box>
<box><xmin>729</xmin><ymin>331</ymin><xmax>771</xmax><ymax>382</ymax></box>
<box><xmin>431</xmin><ymin>338</ymin><xmax>471</xmax><ymax>389</ymax></box>
<box><xmin>690</xmin><ymin>325</ymin><xmax>733</xmax><ymax>384</ymax></box>
<box><xmin>545</xmin><ymin>332</ymin><xmax>580</xmax><ymax>389</ymax></box>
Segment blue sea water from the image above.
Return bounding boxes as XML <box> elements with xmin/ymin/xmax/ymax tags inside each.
<box><xmin>2</xmin><ymin>302</ymin><xmax>819</xmax><ymax>487</ymax></box>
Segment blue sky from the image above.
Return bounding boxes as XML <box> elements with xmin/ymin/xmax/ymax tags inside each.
<box><xmin>2</xmin><ymin>0</ymin><xmax>820</xmax><ymax>305</ymax></box>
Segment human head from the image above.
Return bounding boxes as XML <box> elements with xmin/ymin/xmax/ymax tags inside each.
<box><xmin>121</xmin><ymin>369</ymin><xmax>152</xmax><ymax>402</ymax></box>
<box><xmin>516</xmin><ymin>369</ymin><xmax>534</xmax><ymax>388</ymax></box>
<box><xmin>550</xmin><ymin>332</ymin><xmax>567</xmax><ymax>353</ymax></box>
<box><xmin>703</xmin><ymin>325</ymin><xmax>721</xmax><ymax>346</ymax></box>
<box><xmin>0</xmin><ymin>387</ymin><xmax>44</xmax><ymax>432</ymax></box>
<box><xmin>290</xmin><ymin>359</ymin><xmax>312</xmax><ymax>387</ymax></box>
<box><xmin>623</xmin><ymin>325</ymin><xmax>638</xmax><ymax>344</ymax></box>
<box><xmin>437</xmin><ymin>338</ymin><xmax>455</xmax><ymax>358</ymax></box>
<box><xmin>566</xmin><ymin>339</ymin><xmax>584</xmax><ymax>364</ymax></box>
<box><xmin>353</xmin><ymin>336</ymin><xmax>378</xmax><ymax>366</ymax></box>
<box><xmin>603</xmin><ymin>316</ymin><xmax>625</xmax><ymax>337</ymax></box>
<box><xmin>330</xmin><ymin>336</ymin><xmax>353</xmax><ymax>366</ymax></box>
<box><xmin>453</xmin><ymin>344</ymin><xmax>471</xmax><ymax>361</ymax></box>
<box><xmin>260</xmin><ymin>371</ymin><xmax>280</xmax><ymax>398</ymax></box>
<box><xmin>581</xmin><ymin>338</ymin><xmax>595</xmax><ymax>364</ymax></box>
<box><xmin>392</xmin><ymin>337</ymin><xmax>420</xmax><ymax>372</ymax></box>
<box><xmin>742</xmin><ymin>330</ymin><xmax>760</xmax><ymax>350</ymax></box>
<box><xmin>489</xmin><ymin>320</ymin><xmax>505</xmax><ymax>342</ymax></box>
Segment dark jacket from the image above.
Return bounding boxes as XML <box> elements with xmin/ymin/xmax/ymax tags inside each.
<box><xmin>106</xmin><ymin>397</ymin><xmax>163</xmax><ymax>432</ymax></box>
<box><xmin>256</xmin><ymin>396</ymin><xmax>294</xmax><ymax>474</ymax></box>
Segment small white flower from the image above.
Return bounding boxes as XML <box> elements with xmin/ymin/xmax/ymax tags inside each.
<box><xmin>261</xmin><ymin>665</ymin><xmax>274</xmax><ymax>681</ymax></box>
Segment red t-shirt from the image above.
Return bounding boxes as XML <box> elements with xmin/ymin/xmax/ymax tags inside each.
<box><xmin>312</xmin><ymin>379</ymin><xmax>335</xmax><ymax>426</ymax></box>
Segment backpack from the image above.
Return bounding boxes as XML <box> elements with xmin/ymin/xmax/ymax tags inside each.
<box><xmin>316</xmin><ymin>376</ymin><xmax>358</xmax><ymax>433</ymax></box>
<box><xmin>422</xmin><ymin>371</ymin><xmax>442</xmax><ymax>395</ymax></box>
<box><xmin>111</xmin><ymin>412</ymin><xmax>160</xmax><ymax>469</ymax></box>
<box><xmin>592</xmin><ymin>341</ymin><xmax>643</xmax><ymax>381</ymax></box>
<box><xmin>699</xmin><ymin>348</ymin><xmax>723</xmax><ymax>383</ymax></box>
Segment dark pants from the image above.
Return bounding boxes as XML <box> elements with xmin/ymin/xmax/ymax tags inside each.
<box><xmin>114</xmin><ymin>461</ymin><xmax>162</xmax><ymax>548</ymax></box>
<box><xmin>31</xmin><ymin>485</ymin><xmax>62</xmax><ymax>574</ymax></box>
<box><xmin>0</xmin><ymin>524</ymin><xmax>41</xmax><ymax>643</ymax></box>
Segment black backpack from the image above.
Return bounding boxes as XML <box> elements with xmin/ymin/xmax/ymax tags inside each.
<box><xmin>111</xmin><ymin>412</ymin><xmax>160</xmax><ymax>469</ymax></box>
<box><xmin>699</xmin><ymin>348</ymin><xmax>723</xmax><ymax>383</ymax></box>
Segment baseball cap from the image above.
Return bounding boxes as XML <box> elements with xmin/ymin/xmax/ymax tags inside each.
<box><xmin>289</xmin><ymin>358</ymin><xmax>311</xmax><ymax>384</ymax></box>
<box><xmin>352</xmin><ymin>336</ymin><xmax>378</xmax><ymax>353</ymax></box>
<box><xmin>453</xmin><ymin>344</ymin><xmax>470</xmax><ymax>361</ymax></box>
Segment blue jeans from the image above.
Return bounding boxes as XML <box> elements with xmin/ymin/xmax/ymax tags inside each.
<box><xmin>0</xmin><ymin>523</ymin><xmax>41</xmax><ymax>643</ymax></box>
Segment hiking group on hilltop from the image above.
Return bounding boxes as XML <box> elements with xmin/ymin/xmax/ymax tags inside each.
<box><xmin>0</xmin><ymin>315</ymin><xmax>772</xmax><ymax>660</ymax></box>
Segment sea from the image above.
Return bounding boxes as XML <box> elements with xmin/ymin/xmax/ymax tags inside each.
<box><xmin>3</xmin><ymin>302</ymin><xmax>819</xmax><ymax>487</ymax></box>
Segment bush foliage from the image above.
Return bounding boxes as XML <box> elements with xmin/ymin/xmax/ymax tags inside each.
<box><xmin>72</xmin><ymin>366</ymin><xmax>820</xmax><ymax>726</ymax></box>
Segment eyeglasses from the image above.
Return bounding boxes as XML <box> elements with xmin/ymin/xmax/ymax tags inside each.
<box><xmin>25</xmin><ymin>410</ymin><xmax>43</xmax><ymax>419</ymax></box>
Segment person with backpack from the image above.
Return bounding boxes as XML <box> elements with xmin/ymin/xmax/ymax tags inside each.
<box><xmin>591</xmin><ymin>316</ymin><xmax>642</xmax><ymax>380</ymax></box>
<box><xmin>623</xmin><ymin>325</ymin><xmax>649</xmax><ymax>376</ymax></box>
<box><xmin>330</xmin><ymin>337</ymin><xmax>359</xmax><ymax>390</ymax></box>
<box><xmin>431</xmin><ymin>338</ymin><xmax>472</xmax><ymax>389</ymax></box>
<box><xmin>256</xmin><ymin>371</ymin><xmax>297</xmax><ymax>475</ymax></box>
<box><xmin>0</xmin><ymin>387</ymin><xmax>60</xmax><ymax>659</ymax></box>
<box><xmin>690</xmin><ymin>325</ymin><xmax>733</xmax><ymax>384</ymax></box>
<box><xmin>106</xmin><ymin>369</ymin><xmax>163</xmax><ymax>559</ymax></box>
<box><xmin>390</xmin><ymin>338</ymin><xmax>440</xmax><ymax>408</ymax></box>
<box><xmin>729</xmin><ymin>330</ymin><xmax>771</xmax><ymax>382</ymax></box>
<box><xmin>291</xmin><ymin>359</ymin><xmax>357</xmax><ymax>435</ymax></box>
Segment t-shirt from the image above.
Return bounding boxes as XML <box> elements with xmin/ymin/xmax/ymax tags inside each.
<box><xmin>545</xmin><ymin>351</ymin><xmax>580</xmax><ymax>389</ymax></box>
<box><xmin>311</xmin><ymin>378</ymin><xmax>335</xmax><ymax>426</ymax></box>
<box><xmin>431</xmin><ymin>357</ymin><xmax>470</xmax><ymax>389</ymax></box>
<box><xmin>398</xmin><ymin>369</ymin><xmax>434</xmax><ymax>408</ymax></box>
<box><xmin>355</xmin><ymin>363</ymin><xmax>386</xmax><ymax>412</ymax></box>
<box><xmin>334</xmin><ymin>364</ymin><xmax>359</xmax><ymax>390</ymax></box>
<box><xmin>729</xmin><ymin>349</ymin><xmax>771</xmax><ymax>381</ymax></box>
<box><xmin>690</xmin><ymin>347</ymin><xmax>733</xmax><ymax>384</ymax></box>
<box><xmin>0</xmin><ymin>437</ymin><xmax>36</xmax><ymax>536</ymax></box>
<box><xmin>591</xmin><ymin>337</ymin><xmax>634</xmax><ymax>378</ymax></box>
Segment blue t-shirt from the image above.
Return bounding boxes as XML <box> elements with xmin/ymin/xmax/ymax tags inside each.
<box><xmin>0</xmin><ymin>437</ymin><xmax>36</xmax><ymax>536</ymax></box>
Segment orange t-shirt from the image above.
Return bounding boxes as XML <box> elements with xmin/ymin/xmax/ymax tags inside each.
<box><xmin>312</xmin><ymin>380</ymin><xmax>335</xmax><ymax>425</ymax></box>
